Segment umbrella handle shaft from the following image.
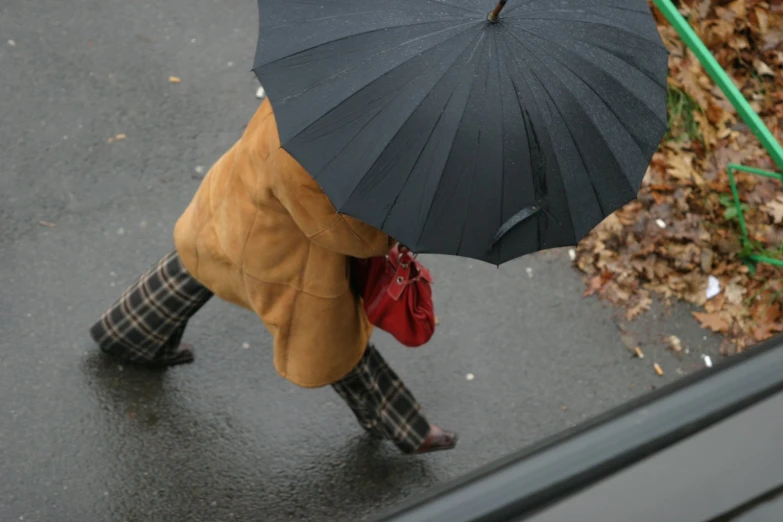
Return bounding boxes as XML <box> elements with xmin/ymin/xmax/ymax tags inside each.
<box><xmin>487</xmin><ymin>0</ymin><xmax>508</xmax><ymax>23</ymax></box>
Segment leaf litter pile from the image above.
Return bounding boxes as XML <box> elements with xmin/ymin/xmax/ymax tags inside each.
<box><xmin>576</xmin><ymin>0</ymin><xmax>783</xmax><ymax>354</ymax></box>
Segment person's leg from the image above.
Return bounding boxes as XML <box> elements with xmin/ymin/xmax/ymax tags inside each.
<box><xmin>89</xmin><ymin>249</ymin><xmax>213</xmax><ymax>367</ymax></box>
<box><xmin>331</xmin><ymin>344</ymin><xmax>457</xmax><ymax>454</ymax></box>
<box><xmin>331</xmin><ymin>371</ymin><xmax>387</xmax><ymax>439</ymax></box>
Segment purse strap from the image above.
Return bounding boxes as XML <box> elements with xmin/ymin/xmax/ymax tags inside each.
<box><xmin>386</xmin><ymin>246</ymin><xmax>432</xmax><ymax>300</ymax></box>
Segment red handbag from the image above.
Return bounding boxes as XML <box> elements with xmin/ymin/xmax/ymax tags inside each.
<box><xmin>350</xmin><ymin>244</ymin><xmax>436</xmax><ymax>347</ymax></box>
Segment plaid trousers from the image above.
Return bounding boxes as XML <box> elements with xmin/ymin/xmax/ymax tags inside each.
<box><xmin>89</xmin><ymin>249</ymin><xmax>431</xmax><ymax>453</ymax></box>
<box><xmin>89</xmin><ymin>249</ymin><xmax>214</xmax><ymax>365</ymax></box>
<box><xmin>332</xmin><ymin>346</ymin><xmax>430</xmax><ymax>453</ymax></box>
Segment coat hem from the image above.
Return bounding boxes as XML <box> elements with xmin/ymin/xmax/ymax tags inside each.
<box><xmin>275</xmin><ymin>341</ymin><xmax>369</xmax><ymax>388</ymax></box>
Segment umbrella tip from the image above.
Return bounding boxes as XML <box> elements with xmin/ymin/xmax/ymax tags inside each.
<box><xmin>487</xmin><ymin>0</ymin><xmax>507</xmax><ymax>24</ymax></box>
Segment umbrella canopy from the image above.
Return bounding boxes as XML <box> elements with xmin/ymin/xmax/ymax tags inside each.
<box><xmin>253</xmin><ymin>0</ymin><xmax>668</xmax><ymax>265</ymax></box>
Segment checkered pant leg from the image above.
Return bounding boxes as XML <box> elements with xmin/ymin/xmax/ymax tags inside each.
<box><xmin>332</xmin><ymin>345</ymin><xmax>431</xmax><ymax>454</ymax></box>
<box><xmin>89</xmin><ymin>249</ymin><xmax>213</xmax><ymax>364</ymax></box>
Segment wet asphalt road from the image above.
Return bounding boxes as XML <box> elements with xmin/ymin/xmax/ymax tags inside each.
<box><xmin>0</xmin><ymin>1</ymin><xmax>723</xmax><ymax>521</ymax></box>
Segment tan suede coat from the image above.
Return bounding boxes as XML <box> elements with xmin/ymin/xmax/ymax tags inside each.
<box><xmin>173</xmin><ymin>99</ymin><xmax>392</xmax><ymax>388</ymax></box>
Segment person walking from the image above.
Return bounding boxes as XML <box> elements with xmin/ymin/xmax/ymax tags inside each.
<box><xmin>89</xmin><ymin>99</ymin><xmax>457</xmax><ymax>455</ymax></box>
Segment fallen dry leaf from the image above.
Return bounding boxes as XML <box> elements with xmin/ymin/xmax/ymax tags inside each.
<box><xmin>693</xmin><ymin>312</ymin><xmax>732</xmax><ymax>333</ymax></box>
<box><xmin>764</xmin><ymin>197</ymin><xmax>783</xmax><ymax>223</ymax></box>
<box><xmin>728</xmin><ymin>0</ymin><xmax>747</xmax><ymax>20</ymax></box>
<box><xmin>626</xmin><ymin>293</ymin><xmax>652</xmax><ymax>321</ymax></box>
<box><xmin>724</xmin><ymin>282</ymin><xmax>745</xmax><ymax>305</ymax></box>
<box><xmin>754</xmin><ymin>59</ymin><xmax>775</xmax><ymax>77</ymax></box>
<box><xmin>750</xmin><ymin>302</ymin><xmax>783</xmax><ymax>341</ymax></box>
<box><xmin>755</xmin><ymin>7</ymin><xmax>769</xmax><ymax>34</ymax></box>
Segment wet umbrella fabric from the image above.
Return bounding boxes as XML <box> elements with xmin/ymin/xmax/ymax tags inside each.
<box><xmin>253</xmin><ymin>0</ymin><xmax>668</xmax><ymax>265</ymax></box>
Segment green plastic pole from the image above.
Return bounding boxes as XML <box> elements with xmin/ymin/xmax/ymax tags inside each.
<box><xmin>727</xmin><ymin>164</ymin><xmax>750</xmax><ymax>242</ymax></box>
<box><xmin>652</xmin><ymin>0</ymin><xmax>783</xmax><ymax>172</ymax></box>
<box><xmin>727</xmin><ymin>163</ymin><xmax>783</xmax><ymax>268</ymax></box>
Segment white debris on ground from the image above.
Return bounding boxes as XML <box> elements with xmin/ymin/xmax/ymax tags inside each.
<box><xmin>8</xmin><ymin>40</ymin><xmax>15</xmax><ymax>47</ymax></box>
<box><xmin>256</xmin><ymin>86</ymin><xmax>266</xmax><ymax>99</ymax></box>
<box><xmin>525</xmin><ymin>267</ymin><xmax>533</xmax><ymax>278</ymax></box>
<box><xmin>242</xmin><ymin>342</ymin><xmax>250</xmax><ymax>349</ymax></box>
<box><xmin>568</xmin><ymin>248</ymin><xmax>576</xmax><ymax>261</ymax></box>
<box><xmin>194</xmin><ymin>165</ymin><xmax>205</xmax><ymax>174</ymax></box>
<box><xmin>706</xmin><ymin>275</ymin><xmax>721</xmax><ymax>300</ymax></box>
<box><xmin>703</xmin><ymin>355</ymin><xmax>713</xmax><ymax>368</ymax></box>
<box><xmin>465</xmin><ymin>373</ymin><xmax>474</xmax><ymax>381</ymax></box>
<box><xmin>655</xmin><ymin>219</ymin><xmax>667</xmax><ymax>229</ymax></box>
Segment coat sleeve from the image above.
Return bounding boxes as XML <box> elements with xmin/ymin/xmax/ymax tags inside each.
<box><xmin>271</xmin><ymin>150</ymin><xmax>394</xmax><ymax>259</ymax></box>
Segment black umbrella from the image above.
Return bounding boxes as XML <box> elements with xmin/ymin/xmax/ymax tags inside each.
<box><xmin>253</xmin><ymin>0</ymin><xmax>668</xmax><ymax>265</ymax></box>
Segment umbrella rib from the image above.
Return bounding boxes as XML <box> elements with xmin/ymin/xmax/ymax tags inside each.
<box><xmin>590</xmin><ymin>4</ymin><xmax>654</xmax><ymax>14</ymax></box>
<box><xmin>262</xmin><ymin>11</ymin><xmax>379</xmax><ymax>31</ymax></box>
<box><xmin>503</xmin><ymin>0</ymin><xmax>556</xmax><ymax>16</ymax></box>
<box><xmin>501</xmin><ymin>45</ymin><xmax>548</xmax><ymax>253</ymax></box>
<box><xmin>506</xmin><ymin>34</ymin><xmax>611</xmax><ymax>216</ymax></box>
<box><xmin>455</xmin><ymin>160</ymin><xmax>478</xmax><ymax>256</ymax></box>
<box><xmin>496</xmin><ymin>30</ymin><xmax>506</xmax><ymax>263</ymax></box>
<box><xmin>454</xmin><ymin>119</ymin><xmax>482</xmax><ymax>256</ymax></box>
<box><xmin>504</xmin><ymin>0</ymin><xmax>651</xmax><ymax>16</ymax></box>
<box><xmin>453</xmin><ymin>34</ymin><xmax>493</xmax><ymax>256</ymax></box>
<box><xmin>511</xmin><ymin>25</ymin><xmax>666</xmax><ymax>144</ymax></box>
<box><xmin>504</xmin><ymin>0</ymin><xmax>544</xmax><ymax>12</ymax></box>
<box><xmin>425</xmin><ymin>0</ymin><xmax>483</xmax><ymax>15</ymax></box>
